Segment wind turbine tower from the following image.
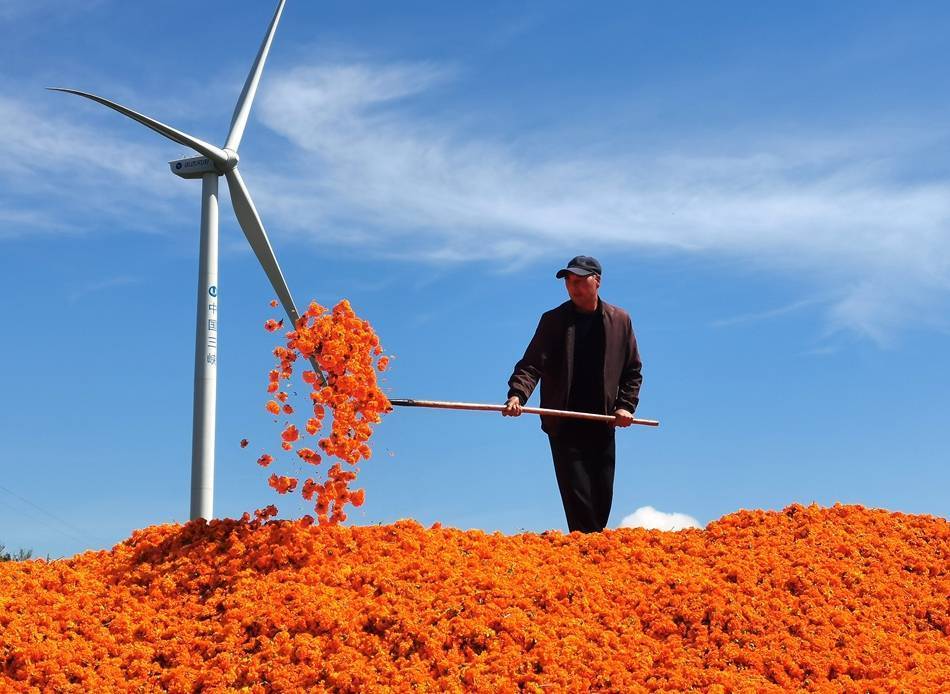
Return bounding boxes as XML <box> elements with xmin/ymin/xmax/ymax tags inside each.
<box><xmin>51</xmin><ymin>0</ymin><xmax>321</xmax><ymax>520</ymax></box>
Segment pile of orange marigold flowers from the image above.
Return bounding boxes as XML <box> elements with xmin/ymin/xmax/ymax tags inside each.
<box><xmin>256</xmin><ymin>298</ymin><xmax>390</xmax><ymax>524</ymax></box>
<box><xmin>2</xmin><ymin>504</ymin><xmax>947</xmax><ymax>691</ymax></box>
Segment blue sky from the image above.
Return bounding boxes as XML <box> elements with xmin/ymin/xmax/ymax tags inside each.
<box><xmin>2</xmin><ymin>1</ymin><xmax>949</xmax><ymax>557</ymax></box>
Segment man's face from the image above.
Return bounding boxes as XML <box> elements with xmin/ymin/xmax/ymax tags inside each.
<box><xmin>564</xmin><ymin>273</ymin><xmax>600</xmax><ymax>306</ymax></box>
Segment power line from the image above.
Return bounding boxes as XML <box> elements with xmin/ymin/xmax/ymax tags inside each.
<box><xmin>0</xmin><ymin>484</ymin><xmax>101</xmax><ymax>551</ymax></box>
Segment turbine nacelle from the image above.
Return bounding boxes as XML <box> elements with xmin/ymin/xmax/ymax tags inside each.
<box><xmin>170</xmin><ymin>150</ymin><xmax>239</xmax><ymax>179</ymax></box>
<box><xmin>170</xmin><ymin>156</ymin><xmax>215</xmax><ymax>179</ymax></box>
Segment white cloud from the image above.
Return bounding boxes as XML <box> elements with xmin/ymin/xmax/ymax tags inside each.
<box><xmin>4</xmin><ymin>56</ymin><xmax>950</xmax><ymax>344</ymax></box>
<box><xmin>252</xmin><ymin>59</ymin><xmax>950</xmax><ymax>343</ymax></box>
<box><xmin>619</xmin><ymin>506</ymin><xmax>701</xmax><ymax>532</ymax></box>
<box><xmin>0</xmin><ymin>94</ymin><xmax>176</xmax><ymax>186</ymax></box>
<box><xmin>0</xmin><ymin>93</ymin><xmax>191</xmax><ymax>237</ymax></box>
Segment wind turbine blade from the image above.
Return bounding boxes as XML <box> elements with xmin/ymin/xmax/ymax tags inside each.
<box><xmin>224</xmin><ymin>0</ymin><xmax>287</xmax><ymax>153</ymax></box>
<box><xmin>225</xmin><ymin>168</ymin><xmax>298</xmax><ymax>323</ymax></box>
<box><xmin>48</xmin><ymin>87</ymin><xmax>229</xmax><ymax>166</ymax></box>
<box><xmin>225</xmin><ymin>169</ymin><xmax>327</xmax><ymax>384</ymax></box>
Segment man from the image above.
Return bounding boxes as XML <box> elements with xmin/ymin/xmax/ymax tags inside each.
<box><xmin>503</xmin><ymin>255</ymin><xmax>642</xmax><ymax>533</ymax></box>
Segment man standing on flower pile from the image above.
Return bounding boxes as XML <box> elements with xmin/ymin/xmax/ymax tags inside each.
<box><xmin>503</xmin><ymin>256</ymin><xmax>642</xmax><ymax>533</ymax></box>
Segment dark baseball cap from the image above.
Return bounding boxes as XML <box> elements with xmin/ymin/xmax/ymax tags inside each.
<box><xmin>555</xmin><ymin>255</ymin><xmax>602</xmax><ymax>279</ymax></box>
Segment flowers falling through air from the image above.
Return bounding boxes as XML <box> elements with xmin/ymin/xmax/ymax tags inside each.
<box><xmin>254</xmin><ymin>299</ymin><xmax>390</xmax><ymax>524</ymax></box>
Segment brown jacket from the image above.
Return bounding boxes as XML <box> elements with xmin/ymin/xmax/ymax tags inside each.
<box><xmin>507</xmin><ymin>299</ymin><xmax>642</xmax><ymax>436</ymax></box>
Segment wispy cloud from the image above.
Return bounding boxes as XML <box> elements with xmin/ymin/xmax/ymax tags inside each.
<box><xmin>0</xmin><ymin>92</ymin><xmax>191</xmax><ymax>238</ymax></box>
<box><xmin>249</xmin><ymin>59</ymin><xmax>950</xmax><ymax>343</ymax></box>
<box><xmin>619</xmin><ymin>506</ymin><xmax>701</xmax><ymax>532</ymax></box>
<box><xmin>67</xmin><ymin>274</ymin><xmax>141</xmax><ymax>304</ymax></box>
<box><xmin>5</xmin><ymin>55</ymin><xmax>950</xmax><ymax>344</ymax></box>
<box><xmin>712</xmin><ymin>297</ymin><xmax>830</xmax><ymax>328</ymax></box>
<box><xmin>0</xmin><ymin>206</ymin><xmax>68</xmax><ymax>237</ymax></box>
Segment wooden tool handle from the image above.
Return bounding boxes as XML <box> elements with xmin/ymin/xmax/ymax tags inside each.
<box><xmin>388</xmin><ymin>399</ymin><xmax>660</xmax><ymax>427</ymax></box>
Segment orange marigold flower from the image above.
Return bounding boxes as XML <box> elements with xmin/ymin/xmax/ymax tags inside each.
<box><xmin>301</xmin><ymin>478</ymin><xmax>320</xmax><ymax>501</ymax></box>
<box><xmin>296</xmin><ymin>448</ymin><xmax>321</xmax><ymax>465</ymax></box>
<box><xmin>256</xmin><ymin>454</ymin><xmax>273</xmax><ymax>467</ymax></box>
<box><xmin>252</xmin><ymin>503</ymin><xmax>277</xmax><ymax>520</ymax></box>
<box><xmin>240</xmin><ymin>439</ymin><xmax>249</xmax><ymax>448</ymax></box>
<box><xmin>265</xmin><ymin>401</ymin><xmax>280</xmax><ymax>415</ymax></box>
<box><xmin>281</xmin><ymin>424</ymin><xmax>300</xmax><ymax>443</ymax></box>
<box><xmin>267</xmin><ymin>474</ymin><xmax>298</xmax><ymax>494</ymax></box>
<box><xmin>269</xmin><ymin>299</ymin><xmax>278</xmax><ymax>308</ymax></box>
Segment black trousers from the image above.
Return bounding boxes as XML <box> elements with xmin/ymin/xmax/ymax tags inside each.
<box><xmin>548</xmin><ymin>429</ymin><xmax>616</xmax><ymax>533</ymax></box>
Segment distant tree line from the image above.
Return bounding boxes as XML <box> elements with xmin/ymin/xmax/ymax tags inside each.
<box><xmin>0</xmin><ymin>543</ymin><xmax>33</xmax><ymax>562</ymax></box>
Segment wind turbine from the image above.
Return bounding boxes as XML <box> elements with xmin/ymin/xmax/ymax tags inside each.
<box><xmin>50</xmin><ymin>0</ymin><xmax>322</xmax><ymax>521</ymax></box>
